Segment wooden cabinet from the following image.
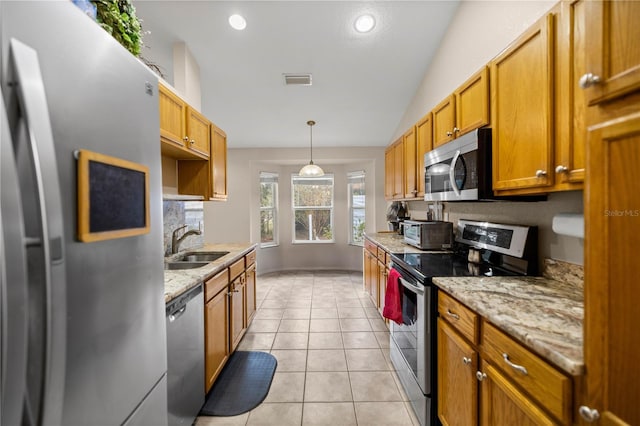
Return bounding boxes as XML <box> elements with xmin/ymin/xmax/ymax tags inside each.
<box><xmin>185</xmin><ymin>107</ymin><xmax>211</xmax><ymax>157</ymax></box>
<box><xmin>363</xmin><ymin>238</ymin><xmax>390</xmax><ymax>318</ymax></box>
<box><xmin>582</xmin><ymin>111</ymin><xmax>640</xmax><ymax>426</ymax></box>
<box><xmin>438</xmin><ymin>291</ymin><xmax>574</xmax><ymax>426</ymax></box>
<box><xmin>203</xmin><ymin>249</ymin><xmax>257</xmax><ymax>391</ymax></box>
<box><xmin>554</xmin><ymin>1</ymin><xmax>587</xmax><ymax>189</ymax></box>
<box><xmin>384</xmin><ymin>138</ymin><xmax>404</xmax><ymax>200</ymax></box>
<box><xmin>438</xmin><ymin>318</ymin><xmax>478</xmax><ymax>426</ymax></box>
<box><xmin>245</xmin><ymin>259</ymin><xmax>256</xmax><ymax>325</ymax></box>
<box><xmin>204</xmin><ymin>269</ymin><xmax>230</xmax><ymax>392</ymax></box>
<box><xmin>579</xmin><ymin>3</ymin><xmax>640</xmax><ymax>423</ymax></box>
<box><xmin>581</xmin><ymin>1</ymin><xmax>640</xmax><ymax>106</ymax></box>
<box><xmin>491</xmin><ymin>14</ymin><xmax>555</xmax><ymax>194</ymax></box>
<box><xmin>377</xmin><ymin>257</ymin><xmax>388</xmax><ymax>316</ymax></box>
<box><xmin>403</xmin><ymin>126</ymin><xmax>418</xmax><ymax>198</ymax></box>
<box><xmin>433</xmin><ymin>67</ymin><xmax>490</xmax><ymax>149</ymax></box>
<box><xmin>210</xmin><ymin>124</ymin><xmax>228</xmax><ymax>200</ymax></box>
<box><xmin>159</xmin><ymin>83</ymin><xmax>209</xmax><ymax>160</ymax></box>
<box><xmin>415</xmin><ymin>113</ymin><xmax>433</xmax><ymax>198</ymax></box>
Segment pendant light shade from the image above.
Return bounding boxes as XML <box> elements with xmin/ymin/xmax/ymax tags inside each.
<box><xmin>299</xmin><ymin>120</ymin><xmax>324</xmax><ymax>177</ymax></box>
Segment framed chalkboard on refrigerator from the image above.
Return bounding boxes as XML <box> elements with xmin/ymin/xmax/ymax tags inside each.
<box><xmin>77</xmin><ymin>149</ymin><xmax>150</xmax><ymax>242</ymax></box>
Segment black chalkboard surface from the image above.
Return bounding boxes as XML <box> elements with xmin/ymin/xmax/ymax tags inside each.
<box><xmin>77</xmin><ymin>149</ymin><xmax>150</xmax><ymax>242</ymax></box>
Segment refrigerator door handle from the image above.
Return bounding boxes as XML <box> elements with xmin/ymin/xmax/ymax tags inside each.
<box><xmin>0</xmin><ymin>84</ymin><xmax>29</xmax><ymax>426</ymax></box>
<box><xmin>8</xmin><ymin>38</ymin><xmax>67</xmax><ymax>425</ymax></box>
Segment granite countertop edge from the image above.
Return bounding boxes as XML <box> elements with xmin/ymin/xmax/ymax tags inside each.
<box><xmin>164</xmin><ymin>242</ymin><xmax>257</xmax><ymax>303</ymax></box>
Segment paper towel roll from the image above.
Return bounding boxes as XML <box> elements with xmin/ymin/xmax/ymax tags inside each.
<box><xmin>552</xmin><ymin>213</ymin><xmax>584</xmax><ymax>238</ymax></box>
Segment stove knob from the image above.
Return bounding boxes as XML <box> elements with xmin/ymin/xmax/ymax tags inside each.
<box><xmin>484</xmin><ymin>267</ymin><xmax>493</xmax><ymax>277</ymax></box>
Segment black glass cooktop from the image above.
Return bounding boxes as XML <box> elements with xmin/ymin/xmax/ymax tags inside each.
<box><xmin>390</xmin><ymin>252</ymin><xmax>517</xmax><ymax>282</ymax></box>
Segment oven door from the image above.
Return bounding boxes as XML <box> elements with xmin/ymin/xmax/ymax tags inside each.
<box><xmin>389</xmin><ymin>271</ymin><xmax>428</xmax><ymax>394</ymax></box>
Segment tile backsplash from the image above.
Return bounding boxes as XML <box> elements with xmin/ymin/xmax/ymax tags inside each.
<box><xmin>163</xmin><ymin>200</ymin><xmax>205</xmax><ymax>256</ymax></box>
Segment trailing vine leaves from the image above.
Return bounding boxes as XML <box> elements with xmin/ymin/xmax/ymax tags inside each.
<box><xmin>92</xmin><ymin>0</ymin><xmax>142</xmax><ymax>56</ymax></box>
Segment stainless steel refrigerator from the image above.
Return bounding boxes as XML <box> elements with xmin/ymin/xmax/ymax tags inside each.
<box><xmin>1</xmin><ymin>2</ymin><xmax>167</xmax><ymax>425</ymax></box>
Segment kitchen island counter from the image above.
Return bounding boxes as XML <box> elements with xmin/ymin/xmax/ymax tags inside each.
<box><xmin>164</xmin><ymin>242</ymin><xmax>257</xmax><ymax>303</ymax></box>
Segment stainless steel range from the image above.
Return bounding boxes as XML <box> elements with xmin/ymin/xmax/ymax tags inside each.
<box><xmin>388</xmin><ymin>219</ymin><xmax>538</xmax><ymax>426</ymax></box>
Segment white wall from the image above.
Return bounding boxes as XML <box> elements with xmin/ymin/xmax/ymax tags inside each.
<box><xmin>393</xmin><ymin>0</ymin><xmax>557</xmax><ymax>138</ymax></box>
<box><xmin>203</xmin><ymin>146</ymin><xmax>386</xmax><ymax>274</ymax></box>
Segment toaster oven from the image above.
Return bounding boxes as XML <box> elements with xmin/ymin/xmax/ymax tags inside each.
<box><xmin>403</xmin><ymin>220</ymin><xmax>453</xmax><ymax>250</ymax></box>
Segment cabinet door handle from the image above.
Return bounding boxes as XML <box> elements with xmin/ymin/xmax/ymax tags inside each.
<box><xmin>579</xmin><ymin>72</ymin><xmax>601</xmax><ymax>89</ymax></box>
<box><xmin>502</xmin><ymin>353</ymin><xmax>528</xmax><ymax>375</ymax></box>
<box><xmin>183</xmin><ymin>136</ymin><xmax>189</xmax><ymax>142</ymax></box>
<box><xmin>578</xmin><ymin>406</ymin><xmax>600</xmax><ymax>423</ymax></box>
<box><xmin>535</xmin><ymin>169</ymin><xmax>547</xmax><ymax>178</ymax></box>
<box><xmin>475</xmin><ymin>371</ymin><xmax>487</xmax><ymax>382</ymax></box>
<box><xmin>453</xmin><ymin>127</ymin><xmax>460</xmax><ymax>133</ymax></box>
<box><xmin>190</xmin><ymin>139</ymin><xmax>196</xmax><ymax>145</ymax></box>
<box><xmin>446</xmin><ymin>131</ymin><xmax>453</xmax><ymax>137</ymax></box>
<box><xmin>555</xmin><ymin>165</ymin><xmax>568</xmax><ymax>173</ymax></box>
<box><xmin>462</xmin><ymin>357</ymin><xmax>472</xmax><ymax>365</ymax></box>
<box><xmin>446</xmin><ymin>309</ymin><xmax>460</xmax><ymax>320</ymax></box>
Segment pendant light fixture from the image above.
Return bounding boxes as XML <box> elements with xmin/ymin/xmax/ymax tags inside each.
<box><xmin>298</xmin><ymin>120</ymin><xmax>324</xmax><ymax>177</ymax></box>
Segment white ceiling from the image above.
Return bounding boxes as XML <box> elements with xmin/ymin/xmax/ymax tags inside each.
<box><xmin>134</xmin><ymin>1</ymin><xmax>460</xmax><ymax>149</ymax></box>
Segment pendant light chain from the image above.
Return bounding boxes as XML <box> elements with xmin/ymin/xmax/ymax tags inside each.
<box><xmin>308</xmin><ymin>120</ymin><xmax>315</xmax><ymax>165</ymax></box>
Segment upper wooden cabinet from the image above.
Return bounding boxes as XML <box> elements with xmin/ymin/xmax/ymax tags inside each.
<box><xmin>384</xmin><ymin>138</ymin><xmax>404</xmax><ymax>200</ymax></box>
<box><xmin>403</xmin><ymin>126</ymin><xmax>418</xmax><ymax>198</ymax></box>
<box><xmin>433</xmin><ymin>67</ymin><xmax>490</xmax><ymax>148</ymax></box>
<box><xmin>554</xmin><ymin>0</ymin><xmax>586</xmax><ymax>189</ymax></box>
<box><xmin>210</xmin><ymin>125</ymin><xmax>228</xmax><ymax>201</ymax></box>
<box><xmin>159</xmin><ymin>83</ymin><xmax>209</xmax><ymax>160</ymax></box>
<box><xmin>185</xmin><ymin>107</ymin><xmax>211</xmax><ymax>157</ymax></box>
<box><xmin>581</xmin><ymin>1</ymin><xmax>640</xmax><ymax>106</ymax></box>
<box><xmin>415</xmin><ymin>113</ymin><xmax>433</xmax><ymax>198</ymax></box>
<box><xmin>491</xmin><ymin>13</ymin><xmax>555</xmax><ymax>194</ymax></box>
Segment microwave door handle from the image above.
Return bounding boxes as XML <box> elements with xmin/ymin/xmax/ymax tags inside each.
<box><xmin>449</xmin><ymin>149</ymin><xmax>461</xmax><ymax>197</ymax></box>
<box><xmin>9</xmin><ymin>38</ymin><xmax>67</xmax><ymax>426</ymax></box>
<box><xmin>399</xmin><ymin>276</ymin><xmax>424</xmax><ymax>295</ymax></box>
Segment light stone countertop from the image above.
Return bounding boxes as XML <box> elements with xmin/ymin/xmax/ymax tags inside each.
<box><xmin>364</xmin><ymin>232</ymin><xmax>584</xmax><ymax>376</ymax></box>
<box><xmin>434</xmin><ymin>276</ymin><xmax>583</xmax><ymax>376</ymax></box>
<box><xmin>164</xmin><ymin>242</ymin><xmax>257</xmax><ymax>303</ymax></box>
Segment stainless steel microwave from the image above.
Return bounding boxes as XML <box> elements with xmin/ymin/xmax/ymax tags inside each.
<box><xmin>424</xmin><ymin>128</ymin><xmax>493</xmax><ymax>201</ymax></box>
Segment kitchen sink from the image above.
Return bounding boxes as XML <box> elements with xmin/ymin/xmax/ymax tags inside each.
<box><xmin>164</xmin><ymin>261</ymin><xmax>209</xmax><ymax>270</ymax></box>
<box><xmin>179</xmin><ymin>251</ymin><xmax>230</xmax><ymax>262</ymax></box>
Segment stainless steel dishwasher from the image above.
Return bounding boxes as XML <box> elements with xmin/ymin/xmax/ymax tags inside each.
<box><xmin>166</xmin><ymin>284</ymin><xmax>204</xmax><ymax>426</ymax></box>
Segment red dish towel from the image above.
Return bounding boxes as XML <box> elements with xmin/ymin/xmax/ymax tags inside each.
<box><xmin>383</xmin><ymin>268</ymin><xmax>403</xmax><ymax>325</ymax></box>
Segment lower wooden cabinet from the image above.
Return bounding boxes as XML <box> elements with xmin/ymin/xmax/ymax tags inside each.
<box><xmin>203</xmin><ymin>249</ymin><xmax>257</xmax><ymax>391</ymax></box>
<box><xmin>230</xmin><ymin>273</ymin><xmax>247</xmax><ymax>352</ymax></box>
<box><xmin>438</xmin><ymin>291</ymin><xmax>574</xmax><ymax>426</ymax></box>
<box><xmin>363</xmin><ymin>238</ymin><xmax>390</xmax><ymax>323</ymax></box>
<box><xmin>377</xmin><ymin>258</ymin><xmax>388</xmax><ymax>316</ymax></box>
<box><xmin>245</xmin><ymin>263</ymin><xmax>257</xmax><ymax>325</ymax></box>
<box><xmin>438</xmin><ymin>318</ymin><xmax>478</xmax><ymax>426</ymax></box>
<box><xmin>204</xmin><ymin>271</ymin><xmax>230</xmax><ymax>392</ymax></box>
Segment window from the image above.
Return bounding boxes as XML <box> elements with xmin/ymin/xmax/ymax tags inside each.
<box><xmin>292</xmin><ymin>174</ymin><xmax>334</xmax><ymax>243</ymax></box>
<box><xmin>348</xmin><ymin>171</ymin><xmax>366</xmax><ymax>245</ymax></box>
<box><xmin>260</xmin><ymin>172</ymin><xmax>278</xmax><ymax>247</ymax></box>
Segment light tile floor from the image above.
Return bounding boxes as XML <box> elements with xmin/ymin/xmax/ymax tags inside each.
<box><xmin>196</xmin><ymin>270</ymin><xmax>420</xmax><ymax>426</ymax></box>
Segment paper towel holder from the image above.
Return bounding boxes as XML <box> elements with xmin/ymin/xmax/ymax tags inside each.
<box><xmin>552</xmin><ymin>213</ymin><xmax>584</xmax><ymax>239</ymax></box>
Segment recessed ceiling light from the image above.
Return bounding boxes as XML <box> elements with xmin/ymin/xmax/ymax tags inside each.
<box><xmin>354</xmin><ymin>14</ymin><xmax>375</xmax><ymax>33</ymax></box>
<box><xmin>229</xmin><ymin>14</ymin><xmax>247</xmax><ymax>31</ymax></box>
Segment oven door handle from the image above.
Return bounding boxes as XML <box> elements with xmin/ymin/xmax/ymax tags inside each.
<box><xmin>449</xmin><ymin>149</ymin><xmax>462</xmax><ymax>197</ymax></box>
<box><xmin>399</xmin><ymin>276</ymin><xmax>424</xmax><ymax>295</ymax></box>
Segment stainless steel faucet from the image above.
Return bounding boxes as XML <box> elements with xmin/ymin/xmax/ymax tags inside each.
<box><xmin>171</xmin><ymin>223</ymin><xmax>202</xmax><ymax>254</ymax></box>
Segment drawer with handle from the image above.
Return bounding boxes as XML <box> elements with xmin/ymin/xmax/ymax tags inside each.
<box><xmin>438</xmin><ymin>291</ymin><xmax>479</xmax><ymax>344</ymax></box>
<box><xmin>481</xmin><ymin>321</ymin><xmax>572</xmax><ymax>424</ymax></box>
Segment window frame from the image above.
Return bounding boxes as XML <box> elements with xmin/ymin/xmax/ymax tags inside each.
<box><xmin>291</xmin><ymin>173</ymin><xmax>335</xmax><ymax>244</ymax></box>
<box><xmin>348</xmin><ymin>171</ymin><xmax>366</xmax><ymax>246</ymax></box>
<box><xmin>259</xmin><ymin>172</ymin><xmax>279</xmax><ymax>248</ymax></box>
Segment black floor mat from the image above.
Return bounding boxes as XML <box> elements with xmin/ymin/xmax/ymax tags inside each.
<box><xmin>199</xmin><ymin>351</ymin><xmax>277</xmax><ymax>416</ymax></box>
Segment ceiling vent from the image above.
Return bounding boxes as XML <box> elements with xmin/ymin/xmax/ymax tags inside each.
<box><xmin>284</xmin><ymin>73</ymin><xmax>312</xmax><ymax>86</ymax></box>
